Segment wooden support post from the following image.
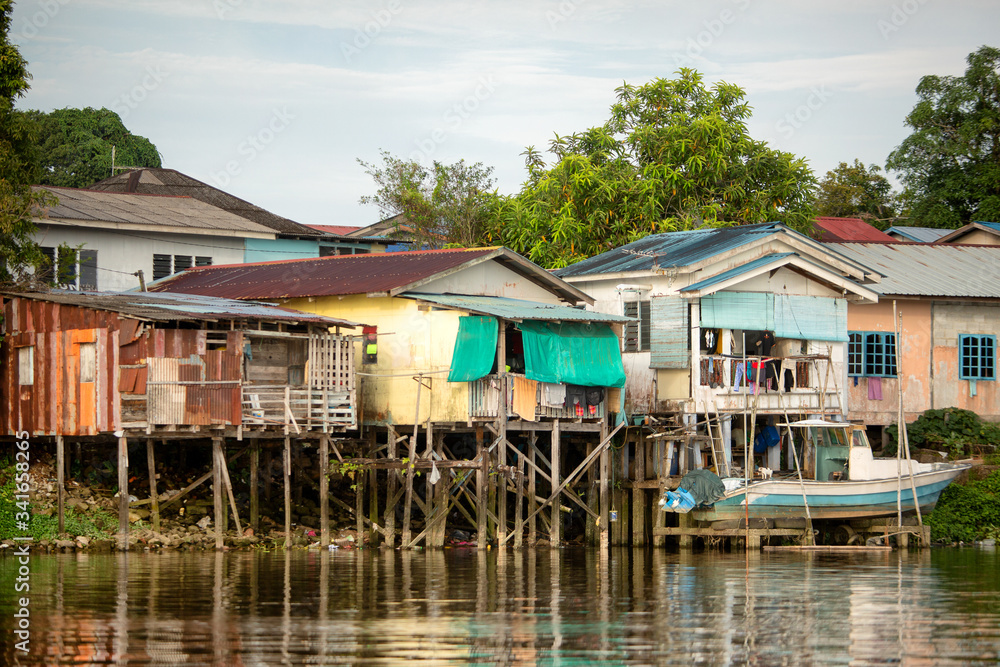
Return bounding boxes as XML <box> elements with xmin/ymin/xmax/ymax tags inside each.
<box><xmin>431</xmin><ymin>429</ymin><xmax>448</xmax><ymax>548</ymax></box>
<box><xmin>355</xmin><ymin>468</ymin><xmax>364</xmax><ymax>539</ymax></box>
<box><xmin>632</xmin><ymin>432</ymin><xmax>645</xmax><ymax>547</ymax></box>
<box><xmin>551</xmin><ymin>419</ymin><xmax>561</xmax><ymax>547</ymax></box>
<box><xmin>401</xmin><ymin>429</ymin><xmax>418</xmax><ymax>548</ymax></box>
<box><xmin>599</xmin><ymin>421</ymin><xmax>610</xmax><ymax>551</ymax></box>
<box><xmin>476</xmin><ymin>425</ymin><xmax>488</xmax><ymax>549</ymax></box>
<box><xmin>319</xmin><ymin>435</ymin><xmax>330</xmax><ymax>547</ymax></box>
<box><xmin>586</xmin><ymin>439</ymin><xmax>597</xmax><ymax>546</ymax></box>
<box><xmin>514</xmin><ymin>452</ymin><xmax>524</xmax><ymax>548</ymax></box>
<box><xmin>213</xmin><ymin>437</ymin><xmax>224</xmax><ymax>550</ymax></box>
<box><xmin>263</xmin><ymin>447</ymin><xmax>272</xmax><ymax>502</ymax></box>
<box><xmin>75</xmin><ymin>441</ymin><xmax>83</xmax><ymax>485</ymax></box>
<box><xmin>118</xmin><ymin>435</ymin><xmax>129</xmax><ymax>551</ymax></box>
<box><xmin>368</xmin><ymin>435</ymin><xmax>379</xmax><ymax>548</ymax></box>
<box><xmin>250</xmin><ymin>439</ymin><xmax>259</xmax><ymax>533</ymax></box>
<box><xmin>56</xmin><ymin>435</ymin><xmax>65</xmax><ymax>534</ymax></box>
<box><xmin>528</xmin><ymin>433</ymin><xmax>537</xmax><ymax>544</ymax></box>
<box><xmin>497</xmin><ymin>382</ymin><xmax>508</xmax><ymax>547</ymax></box>
<box><xmin>678</xmin><ymin>512</ymin><xmax>694</xmax><ymax>550</ymax></box>
<box><xmin>292</xmin><ymin>441</ymin><xmax>303</xmax><ymax>506</ymax></box>
<box><xmin>385</xmin><ymin>425</ymin><xmax>398</xmax><ymax>547</ymax></box>
<box><xmin>147</xmin><ymin>439</ymin><xmax>160</xmax><ymax>533</ymax></box>
<box><xmin>283</xmin><ymin>436</ymin><xmax>292</xmax><ymax>549</ymax></box>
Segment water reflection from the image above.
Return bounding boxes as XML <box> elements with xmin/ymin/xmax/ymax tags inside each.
<box><xmin>1</xmin><ymin>547</ymin><xmax>998</xmax><ymax>664</ymax></box>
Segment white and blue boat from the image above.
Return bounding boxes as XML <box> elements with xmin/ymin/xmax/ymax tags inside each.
<box><xmin>689</xmin><ymin>420</ymin><xmax>971</xmax><ymax>523</ymax></box>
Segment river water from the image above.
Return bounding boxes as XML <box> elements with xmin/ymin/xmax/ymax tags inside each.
<box><xmin>2</xmin><ymin>546</ymin><xmax>999</xmax><ymax>665</ymax></box>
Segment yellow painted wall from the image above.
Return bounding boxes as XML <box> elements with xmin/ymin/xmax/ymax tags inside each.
<box><xmin>285</xmin><ymin>294</ymin><xmax>470</xmax><ymax>426</ymax></box>
<box><xmin>956</xmin><ymin>229</ymin><xmax>1000</xmax><ymax>246</ymax></box>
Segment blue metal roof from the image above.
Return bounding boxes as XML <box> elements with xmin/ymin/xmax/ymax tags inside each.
<box><xmin>402</xmin><ymin>293</ymin><xmax>633</xmax><ymax>323</ymax></box>
<box><xmin>680</xmin><ymin>253</ymin><xmax>795</xmax><ymax>293</ymax></box>
<box><xmin>975</xmin><ymin>221</ymin><xmax>1000</xmax><ymax>232</ymax></box>
<box><xmin>554</xmin><ymin>223</ymin><xmax>788</xmax><ymax>278</ymax></box>
<box><xmin>885</xmin><ymin>226</ymin><xmax>950</xmax><ymax>243</ymax></box>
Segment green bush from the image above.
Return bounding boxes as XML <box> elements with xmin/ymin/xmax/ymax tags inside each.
<box><xmin>927</xmin><ymin>470</ymin><xmax>1000</xmax><ymax>543</ymax></box>
<box><xmin>0</xmin><ymin>457</ymin><xmax>118</xmax><ymax>541</ymax></box>
<box><xmin>886</xmin><ymin>408</ymin><xmax>1000</xmax><ymax>458</ymax></box>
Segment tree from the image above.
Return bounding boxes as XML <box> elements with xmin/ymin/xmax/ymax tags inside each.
<box><xmin>886</xmin><ymin>45</ymin><xmax>1000</xmax><ymax>228</ymax></box>
<box><xmin>487</xmin><ymin>70</ymin><xmax>817</xmax><ymax>269</ymax></box>
<box><xmin>815</xmin><ymin>159</ymin><xmax>899</xmax><ymax>227</ymax></box>
<box><xmin>30</xmin><ymin>107</ymin><xmax>161</xmax><ymax>188</ymax></box>
<box><xmin>0</xmin><ymin>0</ymin><xmax>50</xmax><ymax>285</ymax></box>
<box><xmin>358</xmin><ymin>151</ymin><xmax>497</xmax><ymax>248</ymax></box>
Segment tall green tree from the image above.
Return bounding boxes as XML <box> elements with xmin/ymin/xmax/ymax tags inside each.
<box><xmin>815</xmin><ymin>159</ymin><xmax>899</xmax><ymax>227</ymax></box>
<box><xmin>358</xmin><ymin>151</ymin><xmax>497</xmax><ymax>248</ymax></box>
<box><xmin>488</xmin><ymin>70</ymin><xmax>817</xmax><ymax>269</ymax></box>
<box><xmin>0</xmin><ymin>0</ymin><xmax>50</xmax><ymax>285</ymax></box>
<box><xmin>886</xmin><ymin>45</ymin><xmax>1000</xmax><ymax>228</ymax></box>
<box><xmin>29</xmin><ymin>107</ymin><xmax>161</xmax><ymax>188</ymax></box>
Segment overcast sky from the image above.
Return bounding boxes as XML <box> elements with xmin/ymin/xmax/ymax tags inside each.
<box><xmin>11</xmin><ymin>0</ymin><xmax>1000</xmax><ymax>228</ymax></box>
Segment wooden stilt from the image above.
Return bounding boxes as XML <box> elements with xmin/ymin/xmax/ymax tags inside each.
<box><xmin>551</xmin><ymin>419</ymin><xmax>561</xmax><ymax>546</ymax></box>
<box><xmin>319</xmin><ymin>435</ymin><xmax>330</xmax><ymax>547</ymax></box>
<box><xmin>476</xmin><ymin>425</ymin><xmax>487</xmax><ymax>549</ymax></box>
<box><xmin>498</xmin><ymin>381</ymin><xmax>508</xmax><ymax>546</ymax></box>
<box><xmin>250</xmin><ymin>439</ymin><xmax>259</xmax><ymax>533</ymax></box>
<box><xmin>528</xmin><ymin>433</ymin><xmax>537</xmax><ymax>544</ymax></box>
<box><xmin>56</xmin><ymin>435</ymin><xmax>65</xmax><ymax>534</ymax></box>
<box><xmin>213</xmin><ymin>437</ymin><xmax>224</xmax><ymax>550</ymax></box>
<box><xmin>118</xmin><ymin>435</ymin><xmax>129</xmax><ymax>551</ymax></box>
<box><xmin>586</xmin><ymin>439</ymin><xmax>597</xmax><ymax>546</ymax></box>
<box><xmin>431</xmin><ymin>429</ymin><xmax>447</xmax><ymax>548</ymax></box>
<box><xmin>401</xmin><ymin>430</ymin><xmax>418</xmax><ymax>548</ymax></box>
<box><xmin>599</xmin><ymin>421</ymin><xmax>610</xmax><ymax>551</ymax></box>
<box><xmin>283</xmin><ymin>436</ymin><xmax>292</xmax><ymax>549</ymax></box>
<box><xmin>402</xmin><ymin>377</ymin><xmax>425</xmax><ymax>548</ymax></box>
<box><xmin>633</xmin><ymin>433</ymin><xmax>645</xmax><ymax>546</ymax></box>
<box><xmin>147</xmin><ymin>439</ymin><xmax>160</xmax><ymax>533</ymax></box>
<box><xmin>75</xmin><ymin>441</ymin><xmax>83</xmax><ymax>485</ymax></box>
<box><xmin>514</xmin><ymin>451</ymin><xmax>524</xmax><ymax>548</ymax></box>
<box><xmin>385</xmin><ymin>425</ymin><xmax>398</xmax><ymax>547</ymax></box>
<box><xmin>368</xmin><ymin>433</ymin><xmax>379</xmax><ymax>548</ymax></box>
<box><xmin>355</xmin><ymin>460</ymin><xmax>364</xmax><ymax>539</ymax></box>
<box><xmin>264</xmin><ymin>447</ymin><xmax>273</xmax><ymax>503</ymax></box>
<box><xmin>293</xmin><ymin>441</ymin><xmax>303</xmax><ymax>506</ymax></box>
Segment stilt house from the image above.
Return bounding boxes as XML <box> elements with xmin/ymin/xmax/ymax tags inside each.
<box><xmin>150</xmin><ymin>247</ymin><xmax>634</xmax><ymax>548</ymax></box>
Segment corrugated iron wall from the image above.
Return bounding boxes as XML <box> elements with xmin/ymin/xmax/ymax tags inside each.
<box><xmin>2</xmin><ymin>297</ymin><xmax>119</xmax><ymax>436</ymax></box>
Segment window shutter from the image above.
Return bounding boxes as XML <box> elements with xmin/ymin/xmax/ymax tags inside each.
<box><xmin>650</xmin><ymin>296</ymin><xmax>689</xmax><ymax>369</ymax></box>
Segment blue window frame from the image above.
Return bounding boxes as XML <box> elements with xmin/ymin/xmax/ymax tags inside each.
<box><xmin>959</xmin><ymin>334</ymin><xmax>995</xmax><ymax>380</ymax></box>
<box><xmin>848</xmin><ymin>331</ymin><xmax>897</xmax><ymax>377</ymax></box>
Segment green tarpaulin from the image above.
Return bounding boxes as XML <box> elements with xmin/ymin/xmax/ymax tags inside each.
<box><xmin>520</xmin><ymin>320</ymin><xmax>626</xmax><ymax>387</ymax></box>
<box><xmin>447</xmin><ymin>316</ymin><xmax>498</xmax><ymax>382</ymax></box>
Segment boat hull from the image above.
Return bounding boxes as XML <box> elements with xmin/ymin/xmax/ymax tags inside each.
<box><xmin>691</xmin><ymin>464</ymin><xmax>970</xmax><ymax>522</ymax></box>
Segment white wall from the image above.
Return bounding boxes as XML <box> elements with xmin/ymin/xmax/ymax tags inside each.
<box><xmin>35</xmin><ymin>224</ymin><xmax>246</xmax><ymax>291</ymax></box>
<box><xmin>419</xmin><ymin>262</ymin><xmax>567</xmax><ymax>303</ymax></box>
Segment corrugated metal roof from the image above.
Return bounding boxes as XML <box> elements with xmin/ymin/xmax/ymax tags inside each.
<box><xmin>2</xmin><ymin>290</ymin><xmax>360</xmax><ymax>327</ymax></box>
<box><xmin>402</xmin><ymin>293</ymin><xmax>633</xmax><ymax>322</ymax></box>
<box><xmin>680</xmin><ymin>253</ymin><xmax>795</xmax><ymax>292</ymax></box>
<box><xmin>813</xmin><ymin>217</ymin><xmax>895</xmax><ymax>243</ymax></box>
<box><xmin>150</xmin><ymin>246</ymin><xmax>592</xmax><ymax>304</ymax></box>
<box><xmin>827</xmin><ymin>243</ymin><xmax>1000</xmax><ymax>298</ymax></box>
<box><xmin>88</xmin><ymin>168</ymin><xmax>321</xmax><ymax>237</ymax></box>
<box><xmin>150</xmin><ymin>248</ymin><xmax>502</xmax><ymax>299</ymax></box>
<box><xmin>885</xmin><ymin>226</ymin><xmax>950</xmax><ymax>243</ymax></box>
<box><xmin>555</xmin><ymin>223</ymin><xmax>788</xmax><ymax>277</ymax></box>
<box><xmin>35</xmin><ymin>186</ymin><xmax>279</xmax><ymax>236</ymax></box>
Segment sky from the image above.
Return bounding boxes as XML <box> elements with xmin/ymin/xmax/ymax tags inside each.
<box><xmin>10</xmin><ymin>0</ymin><xmax>1000</xmax><ymax>228</ymax></box>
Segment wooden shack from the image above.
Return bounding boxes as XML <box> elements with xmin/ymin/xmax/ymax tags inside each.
<box><xmin>1</xmin><ymin>289</ymin><xmax>360</xmax><ymax>549</ymax></box>
<box><xmin>149</xmin><ymin>247</ymin><xmax>635</xmax><ymax>549</ymax></box>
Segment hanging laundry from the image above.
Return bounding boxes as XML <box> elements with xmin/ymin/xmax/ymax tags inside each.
<box><xmin>732</xmin><ymin>362</ymin><xmax>746</xmax><ymax>391</ymax></box>
<box><xmin>540</xmin><ymin>382</ymin><xmax>566</xmax><ymax>408</ymax></box>
<box><xmin>513</xmin><ymin>376</ymin><xmax>539</xmax><ymax>421</ymax></box>
<box><xmin>868</xmin><ymin>376</ymin><xmax>883</xmax><ymax>401</ymax></box>
<box><xmin>566</xmin><ymin>384</ymin><xmax>586</xmax><ymax>417</ymax></box>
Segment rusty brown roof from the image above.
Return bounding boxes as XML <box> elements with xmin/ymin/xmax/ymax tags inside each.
<box><xmin>149</xmin><ymin>247</ymin><xmax>593</xmax><ymax>304</ymax></box>
<box><xmin>1</xmin><ymin>290</ymin><xmax>361</xmax><ymax>327</ymax></box>
<box><xmin>88</xmin><ymin>168</ymin><xmax>322</xmax><ymax>237</ymax></box>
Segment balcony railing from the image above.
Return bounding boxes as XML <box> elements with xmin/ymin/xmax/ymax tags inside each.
<box><xmin>242</xmin><ymin>385</ymin><xmax>355</xmax><ymax>431</ymax></box>
<box><xmin>469</xmin><ymin>374</ymin><xmax>605</xmax><ymax>420</ymax></box>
